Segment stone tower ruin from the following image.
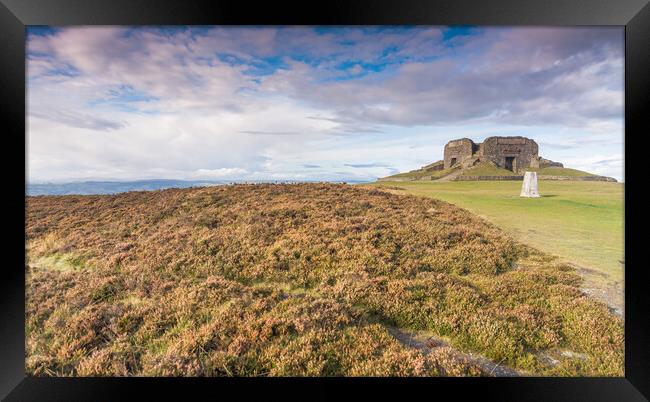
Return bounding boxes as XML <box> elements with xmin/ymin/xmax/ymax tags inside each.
<box><xmin>443</xmin><ymin>136</ymin><xmax>560</xmax><ymax>174</ymax></box>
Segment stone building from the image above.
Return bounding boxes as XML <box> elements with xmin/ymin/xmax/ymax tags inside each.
<box><xmin>443</xmin><ymin>136</ymin><xmax>561</xmax><ymax>174</ymax></box>
<box><xmin>443</xmin><ymin>138</ymin><xmax>479</xmax><ymax>170</ymax></box>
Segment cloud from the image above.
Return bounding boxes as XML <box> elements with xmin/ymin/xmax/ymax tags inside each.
<box><xmin>344</xmin><ymin>163</ymin><xmax>392</xmax><ymax>168</ymax></box>
<box><xmin>26</xmin><ymin>26</ymin><xmax>623</xmax><ymax>182</ymax></box>
<box><xmin>238</xmin><ymin>130</ymin><xmax>302</xmax><ymax>136</ymax></box>
<box><xmin>539</xmin><ymin>138</ymin><xmax>620</xmax><ymax>150</ymax></box>
<box><xmin>256</xmin><ymin>27</ymin><xmax>623</xmax><ymax>129</ymax></box>
<box><xmin>191</xmin><ymin>168</ymin><xmax>248</xmax><ymax>179</ymax></box>
<box><xmin>562</xmin><ymin>154</ymin><xmax>623</xmax><ymax>180</ymax></box>
<box><xmin>31</xmin><ymin>109</ymin><xmax>126</xmax><ymax>131</ymax></box>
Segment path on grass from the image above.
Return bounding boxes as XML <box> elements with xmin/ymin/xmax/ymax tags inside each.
<box><xmin>436</xmin><ymin>168</ymin><xmax>464</xmax><ymax>182</ymax></box>
<box><xmin>386</xmin><ymin>326</ymin><xmax>521</xmax><ymax>377</ymax></box>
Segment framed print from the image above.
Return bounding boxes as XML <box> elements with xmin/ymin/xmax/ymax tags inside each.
<box><xmin>1</xmin><ymin>0</ymin><xmax>648</xmax><ymax>400</ymax></box>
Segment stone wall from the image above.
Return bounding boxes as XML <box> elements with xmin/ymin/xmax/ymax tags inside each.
<box><xmin>478</xmin><ymin>136</ymin><xmax>539</xmax><ymax>174</ymax></box>
<box><xmin>443</xmin><ymin>138</ymin><xmax>476</xmax><ymax>169</ymax></box>
<box><xmin>539</xmin><ymin>158</ymin><xmax>564</xmax><ymax>169</ymax></box>
<box><xmin>454</xmin><ymin>175</ymin><xmax>523</xmax><ymax>181</ymax></box>
<box><xmin>454</xmin><ymin>175</ymin><xmax>616</xmax><ymax>182</ymax></box>
<box><xmin>538</xmin><ymin>175</ymin><xmax>617</xmax><ymax>182</ymax></box>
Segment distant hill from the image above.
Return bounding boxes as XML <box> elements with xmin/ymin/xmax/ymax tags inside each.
<box><xmin>27</xmin><ymin>179</ymin><xmax>226</xmax><ymax>196</ymax></box>
<box><xmin>27</xmin><ymin>179</ymin><xmax>373</xmax><ymax>196</ymax></box>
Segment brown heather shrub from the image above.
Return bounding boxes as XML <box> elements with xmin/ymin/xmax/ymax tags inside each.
<box><xmin>25</xmin><ymin>183</ymin><xmax>623</xmax><ymax>376</ymax></box>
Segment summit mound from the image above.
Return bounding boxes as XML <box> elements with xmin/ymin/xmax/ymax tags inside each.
<box><xmin>380</xmin><ymin>136</ymin><xmax>616</xmax><ymax>182</ymax></box>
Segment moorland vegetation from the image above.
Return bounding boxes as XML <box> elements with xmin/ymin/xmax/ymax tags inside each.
<box><xmin>26</xmin><ymin>184</ymin><xmax>623</xmax><ymax>376</ymax></box>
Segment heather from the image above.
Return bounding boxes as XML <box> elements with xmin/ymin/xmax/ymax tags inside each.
<box><xmin>25</xmin><ymin>183</ymin><xmax>623</xmax><ymax>376</ymax></box>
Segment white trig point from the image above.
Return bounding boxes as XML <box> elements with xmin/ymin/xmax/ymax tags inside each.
<box><xmin>520</xmin><ymin>171</ymin><xmax>540</xmax><ymax>198</ymax></box>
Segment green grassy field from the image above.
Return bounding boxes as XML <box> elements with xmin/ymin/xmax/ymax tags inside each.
<box><xmin>460</xmin><ymin>162</ymin><xmax>518</xmax><ymax>176</ymax></box>
<box><xmin>532</xmin><ymin>167</ymin><xmax>595</xmax><ymax>177</ymax></box>
<box><xmin>366</xmin><ymin>180</ymin><xmax>624</xmax><ymax>311</ymax></box>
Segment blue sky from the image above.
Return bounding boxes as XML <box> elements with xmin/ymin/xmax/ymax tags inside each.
<box><xmin>27</xmin><ymin>26</ymin><xmax>624</xmax><ymax>182</ymax></box>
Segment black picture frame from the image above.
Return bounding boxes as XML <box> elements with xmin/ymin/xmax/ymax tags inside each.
<box><xmin>1</xmin><ymin>0</ymin><xmax>648</xmax><ymax>400</ymax></box>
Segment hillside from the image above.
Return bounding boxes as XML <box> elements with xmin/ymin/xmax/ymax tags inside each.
<box><xmin>533</xmin><ymin>167</ymin><xmax>595</xmax><ymax>177</ymax></box>
<box><xmin>380</xmin><ymin>161</ymin><xmax>615</xmax><ymax>182</ymax></box>
<box><xmin>364</xmin><ymin>180</ymin><xmax>625</xmax><ymax>315</ymax></box>
<box><xmin>460</xmin><ymin>162</ymin><xmax>519</xmax><ymax>177</ymax></box>
<box><xmin>26</xmin><ymin>184</ymin><xmax>623</xmax><ymax>376</ymax></box>
<box><xmin>378</xmin><ymin>160</ymin><xmax>460</xmax><ymax>181</ymax></box>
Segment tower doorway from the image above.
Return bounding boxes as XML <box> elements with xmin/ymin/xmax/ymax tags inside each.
<box><xmin>450</xmin><ymin>158</ymin><xmax>457</xmax><ymax>167</ymax></box>
<box><xmin>505</xmin><ymin>157</ymin><xmax>515</xmax><ymax>171</ymax></box>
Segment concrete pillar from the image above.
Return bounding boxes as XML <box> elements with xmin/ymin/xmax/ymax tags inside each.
<box><xmin>520</xmin><ymin>171</ymin><xmax>540</xmax><ymax>198</ymax></box>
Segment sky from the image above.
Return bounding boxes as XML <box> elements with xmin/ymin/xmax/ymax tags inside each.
<box><xmin>27</xmin><ymin>26</ymin><xmax>625</xmax><ymax>183</ymax></box>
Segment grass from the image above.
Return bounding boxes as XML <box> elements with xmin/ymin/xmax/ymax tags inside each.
<box><xmin>460</xmin><ymin>162</ymin><xmax>519</xmax><ymax>177</ymax></box>
<box><xmin>460</xmin><ymin>164</ymin><xmax>598</xmax><ymax>178</ymax></box>
<box><xmin>532</xmin><ymin>167</ymin><xmax>596</xmax><ymax>177</ymax></box>
<box><xmin>25</xmin><ymin>183</ymin><xmax>623</xmax><ymax>376</ymax></box>
<box><xmin>381</xmin><ymin>161</ymin><xmax>460</xmax><ymax>181</ymax></box>
<box><xmin>29</xmin><ymin>253</ymin><xmax>88</xmax><ymax>272</ymax></box>
<box><xmin>366</xmin><ymin>180</ymin><xmax>624</xmax><ymax>311</ymax></box>
<box><xmin>382</xmin><ymin>162</ymin><xmax>601</xmax><ymax>182</ymax></box>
